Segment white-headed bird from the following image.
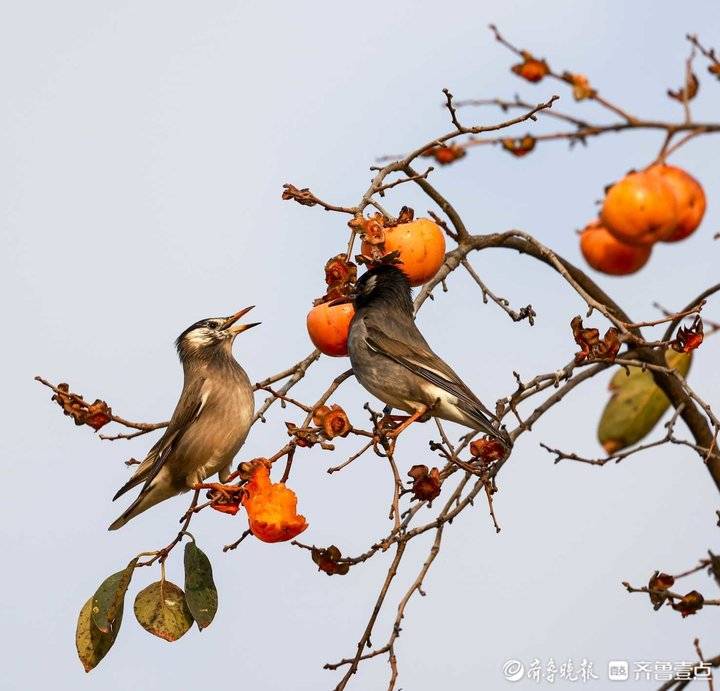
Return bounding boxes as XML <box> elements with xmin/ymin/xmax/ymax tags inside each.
<box><xmin>109</xmin><ymin>307</ymin><xmax>259</xmax><ymax>530</ymax></box>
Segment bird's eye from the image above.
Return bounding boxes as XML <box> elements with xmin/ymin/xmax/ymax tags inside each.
<box><xmin>206</xmin><ymin>321</ymin><xmax>219</xmax><ymax>329</ymax></box>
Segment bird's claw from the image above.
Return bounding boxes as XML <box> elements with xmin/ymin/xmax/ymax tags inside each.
<box><xmin>192</xmin><ymin>482</ymin><xmax>243</xmax><ymax>502</ymax></box>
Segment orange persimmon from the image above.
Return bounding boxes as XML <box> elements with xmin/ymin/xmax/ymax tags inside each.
<box><xmin>648</xmin><ymin>164</ymin><xmax>706</xmax><ymax>242</ymax></box>
<box><xmin>580</xmin><ymin>222</ymin><xmax>651</xmax><ymax>275</ymax></box>
<box><xmin>600</xmin><ymin>170</ymin><xmax>678</xmax><ymax>245</ymax></box>
<box><xmin>242</xmin><ymin>463</ymin><xmax>308</xmax><ymax>543</ymax></box>
<box><xmin>306</xmin><ymin>301</ymin><xmax>355</xmax><ymax>357</ymax></box>
<box><xmin>361</xmin><ymin>218</ymin><xmax>446</xmax><ymax>287</ymax></box>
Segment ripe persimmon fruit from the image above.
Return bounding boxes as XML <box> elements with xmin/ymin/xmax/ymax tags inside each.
<box><xmin>580</xmin><ymin>222</ymin><xmax>651</xmax><ymax>276</ymax></box>
<box><xmin>306</xmin><ymin>302</ymin><xmax>355</xmax><ymax>357</ymax></box>
<box><xmin>600</xmin><ymin>170</ymin><xmax>678</xmax><ymax>245</ymax></box>
<box><xmin>647</xmin><ymin>164</ymin><xmax>706</xmax><ymax>242</ymax></box>
<box><xmin>361</xmin><ymin>218</ymin><xmax>445</xmax><ymax>287</ymax></box>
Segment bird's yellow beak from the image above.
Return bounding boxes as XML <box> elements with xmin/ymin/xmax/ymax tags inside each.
<box><xmin>222</xmin><ymin>306</ymin><xmax>261</xmax><ymax>335</ymax></box>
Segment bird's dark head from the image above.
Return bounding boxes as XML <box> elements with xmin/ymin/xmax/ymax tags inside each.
<box><xmin>353</xmin><ymin>264</ymin><xmax>413</xmax><ymax>314</ymax></box>
<box><xmin>176</xmin><ymin>306</ymin><xmax>260</xmax><ymax>361</ymax></box>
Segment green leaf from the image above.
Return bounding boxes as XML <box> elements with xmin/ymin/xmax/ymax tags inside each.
<box><xmin>134</xmin><ymin>580</ymin><xmax>193</xmax><ymax>642</ymax></box>
<box><xmin>76</xmin><ymin>597</ymin><xmax>123</xmax><ymax>672</ymax></box>
<box><xmin>91</xmin><ymin>558</ymin><xmax>138</xmax><ymax>634</ymax></box>
<box><xmin>598</xmin><ymin>350</ymin><xmax>692</xmax><ymax>453</ymax></box>
<box><xmin>184</xmin><ymin>542</ymin><xmax>218</xmax><ymax>630</ymax></box>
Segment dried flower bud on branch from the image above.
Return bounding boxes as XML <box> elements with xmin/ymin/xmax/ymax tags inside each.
<box><xmin>50</xmin><ymin>382</ymin><xmax>113</xmax><ymax>431</ymax></box>
<box><xmin>511</xmin><ymin>52</ymin><xmax>551</xmax><ymax>83</ymax></box>
<box><xmin>312</xmin><ymin>404</ymin><xmax>352</xmax><ymax>439</ymax></box>
<box><xmin>672</xmin><ymin>590</ymin><xmax>705</xmax><ymax>618</ymax></box>
<box><xmin>312</xmin><ymin>545</ymin><xmax>350</xmax><ymax>576</ymax></box>
<box><xmin>571</xmin><ymin>316</ymin><xmax>621</xmax><ymax>363</ymax></box>
<box><xmin>407</xmin><ymin>464</ymin><xmax>442</xmax><ymax>503</ymax></box>
<box><xmin>421</xmin><ymin>143</ymin><xmax>466</xmax><ymax>165</ymax></box>
<box><xmin>501</xmin><ymin>134</ymin><xmax>536</xmax><ymax>157</ymax></box>
<box><xmin>672</xmin><ymin>316</ymin><xmax>704</xmax><ymax>352</ymax></box>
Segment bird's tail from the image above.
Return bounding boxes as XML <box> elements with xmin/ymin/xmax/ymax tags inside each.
<box><xmin>108</xmin><ymin>481</ymin><xmax>176</xmax><ymax>531</ymax></box>
<box><xmin>466</xmin><ymin>401</ymin><xmax>513</xmax><ymax>451</ymax></box>
<box><xmin>494</xmin><ymin>424</ymin><xmax>513</xmax><ymax>451</ymax></box>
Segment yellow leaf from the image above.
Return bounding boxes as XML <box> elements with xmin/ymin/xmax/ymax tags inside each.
<box><xmin>598</xmin><ymin>350</ymin><xmax>692</xmax><ymax>453</ymax></box>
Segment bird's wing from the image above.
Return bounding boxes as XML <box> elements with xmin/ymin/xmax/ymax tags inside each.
<box><xmin>112</xmin><ymin>377</ymin><xmax>208</xmax><ymax>500</ymax></box>
<box><xmin>364</xmin><ymin>325</ymin><xmax>498</xmax><ymax>428</ymax></box>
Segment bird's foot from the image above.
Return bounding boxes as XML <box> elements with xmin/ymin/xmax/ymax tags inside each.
<box><xmin>385</xmin><ymin>405</ymin><xmax>430</xmax><ymax>440</ymax></box>
<box><xmin>192</xmin><ymin>482</ymin><xmax>243</xmax><ymax>501</ymax></box>
<box><xmin>192</xmin><ymin>482</ymin><xmax>245</xmax><ymax>515</ymax></box>
<box><xmin>378</xmin><ymin>413</ymin><xmax>410</xmax><ymax>433</ymax></box>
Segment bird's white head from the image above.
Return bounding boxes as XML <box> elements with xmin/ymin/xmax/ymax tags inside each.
<box><xmin>176</xmin><ymin>306</ymin><xmax>260</xmax><ymax>360</ymax></box>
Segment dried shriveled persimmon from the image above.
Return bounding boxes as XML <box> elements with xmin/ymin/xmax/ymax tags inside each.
<box><xmin>511</xmin><ymin>53</ymin><xmax>550</xmax><ymax>83</ymax></box>
<box><xmin>647</xmin><ymin>164</ymin><xmax>706</xmax><ymax>242</ymax></box>
<box><xmin>361</xmin><ymin>217</ymin><xmax>446</xmax><ymax>287</ymax></box>
<box><xmin>242</xmin><ymin>463</ymin><xmax>308</xmax><ymax>543</ymax></box>
<box><xmin>579</xmin><ymin>221</ymin><xmax>651</xmax><ymax>276</ymax></box>
<box><xmin>423</xmin><ymin>143</ymin><xmax>466</xmax><ymax>165</ymax></box>
<box><xmin>306</xmin><ymin>301</ymin><xmax>355</xmax><ymax>357</ymax></box>
<box><xmin>601</xmin><ymin>170</ymin><xmax>678</xmax><ymax>246</ymax></box>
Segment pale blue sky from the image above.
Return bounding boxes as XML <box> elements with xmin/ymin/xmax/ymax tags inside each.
<box><xmin>2</xmin><ymin>1</ymin><xmax>719</xmax><ymax>689</ymax></box>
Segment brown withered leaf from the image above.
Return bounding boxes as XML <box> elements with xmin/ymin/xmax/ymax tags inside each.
<box><xmin>672</xmin><ymin>316</ymin><xmax>704</xmax><ymax>353</ymax></box>
<box><xmin>312</xmin><ymin>404</ymin><xmax>352</xmax><ymax>440</ymax></box>
<box><xmin>407</xmin><ymin>464</ymin><xmax>442</xmax><ymax>503</ymax></box>
<box><xmin>671</xmin><ymin>590</ymin><xmax>704</xmax><ymax>618</ymax></box>
<box><xmin>667</xmin><ymin>72</ymin><xmax>700</xmax><ymax>102</ymax></box>
<box><xmin>648</xmin><ymin>571</ymin><xmax>675</xmax><ymax>610</ymax></box>
<box><xmin>501</xmin><ymin>135</ymin><xmax>536</xmax><ymax>157</ymax></box>
<box><xmin>571</xmin><ymin>316</ymin><xmax>621</xmax><ymax>364</ymax></box>
<box><xmin>52</xmin><ymin>383</ymin><xmax>112</xmax><ymax>431</ymax></box>
<box><xmin>562</xmin><ymin>72</ymin><xmax>596</xmax><ymax>101</ymax></box>
<box><xmin>469</xmin><ymin>438</ymin><xmax>506</xmax><ymax>462</ymax></box>
<box><xmin>281</xmin><ymin>183</ymin><xmax>319</xmax><ymax>207</ymax></box>
<box><xmin>311</xmin><ymin>545</ymin><xmax>350</xmax><ymax>576</ymax></box>
<box><xmin>511</xmin><ymin>52</ymin><xmax>550</xmax><ymax>83</ymax></box>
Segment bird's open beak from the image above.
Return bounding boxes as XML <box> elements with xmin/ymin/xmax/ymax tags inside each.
<box><xmin>222</xmin><ymin>306</ymin><xmax>261</xmax><ymax>335</ymax></box>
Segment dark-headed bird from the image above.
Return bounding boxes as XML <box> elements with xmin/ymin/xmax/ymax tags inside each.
<box><xmin>108</xmin><ymin>307</ymin><xmax>259</xmax><ymax>530</ymax></box>
<box><xmin>347</xmin><ymin>265</ymin><xmax>511</xmax><ymax>448</ymax></box>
